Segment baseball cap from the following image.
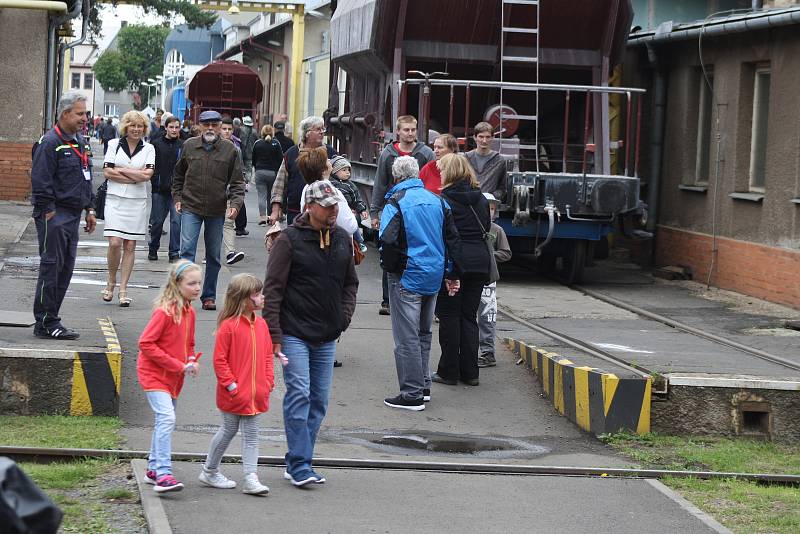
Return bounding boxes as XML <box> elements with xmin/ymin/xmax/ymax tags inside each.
<box><xmin>330</xmin><ymin>155</ymin><xmax>351</xmax><ymax>176</ymax></box>
<box><xmin>273</xmin><ymin>121</ymin><xmax>286</xmax><ymax>131</ymax></box>
<box><xmin>304</xmin><ymin>180</ymin><xmax>339</xmax><ymax>208</ymax></box>
<box><xmin>198</xmin><ymin>110</ymin><xmax>222</xmax><ymax>123</ymax></box>
<box><xmin>242</xmin><ymin>116</ymin><xmax>254</xmax><ymax>126</ymax></box>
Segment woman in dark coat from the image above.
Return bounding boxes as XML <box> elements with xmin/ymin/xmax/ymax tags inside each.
<box><xmin>432</xmin><ymin>153</ymin><xmax>491</xmax><ymax>386</ymax></box>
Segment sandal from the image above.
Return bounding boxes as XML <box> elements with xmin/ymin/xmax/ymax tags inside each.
<box><xmin>101</xmin><ymin>285</ymin><xmax>115</xmax><ymax>302</ymax></box>
<box><xmin>118</xmin><ymin>291</ymin><xmax>132</xmax><ymax>308</ymax></box>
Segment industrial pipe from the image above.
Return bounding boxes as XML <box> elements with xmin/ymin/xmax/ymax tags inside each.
<box><xmin>0</xmin><ymin>0</ymin><xmax>66</xmax><ymax>11</ymax></box>
<box><xmin>57</xmin><ymin>0</ymin><xmax>89</xmax><ymax>108</ymax></box>
<box><xmin>644</xmin><ymin>43</ymin><xmax>666</xmax><ymax>233</ymax></box>
<box><xmin>628</xmin><ymin>7</ymin><xmax>800</xmax><ymax>45</ymax></box>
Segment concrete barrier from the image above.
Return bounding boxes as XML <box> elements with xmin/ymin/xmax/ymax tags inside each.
<box><xmin>506</xmin><ymin>338</ymin><xmax>651</xmax><ymax>435</ymax></box>
<box><xmin>0</xmin><ymin>317</ymin><xmax>121</xmax><ymax>416</ymax></box>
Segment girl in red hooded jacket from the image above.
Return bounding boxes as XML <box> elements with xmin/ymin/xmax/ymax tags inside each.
<box><xmin>199</xmin><ymin>273</ymin><xmax>275</xmax><ymax>495</ymax></box>
<box><xmin>138</xmin><ymin>260</ymin><xmax>202</xmax><ymax>493</ymax></box>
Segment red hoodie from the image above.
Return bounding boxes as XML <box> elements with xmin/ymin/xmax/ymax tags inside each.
<box><xmin>213</xmin><ymin>314</ymin><xmax>275</xmax><ymax>415</ymax></box>
<box><xmin>137</xmin><ymin>306</ymin><xmax>196</xmax><ymax>399</ymax></box>
<box><xmin>419</xmin><ymin>160</ymin><xmax>442</xmax><ymax>194</ymax></box>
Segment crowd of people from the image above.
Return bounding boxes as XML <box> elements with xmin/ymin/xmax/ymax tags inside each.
<box><xmin>30</xmin><ymin>91</ymin><xmax>512</xmax><ymax>494</ymax></box>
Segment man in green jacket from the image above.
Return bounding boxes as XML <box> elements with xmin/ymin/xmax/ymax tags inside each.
<box><xmin>172</xmin><ymin>110</ymin><xmax>244</xmax><ymax>310</ymax></box>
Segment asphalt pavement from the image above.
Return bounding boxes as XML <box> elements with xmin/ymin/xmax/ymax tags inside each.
<box><xmin>0</xmin><ymin>138</ymin><xmax>732</xmax><ymax>532</ymax></box>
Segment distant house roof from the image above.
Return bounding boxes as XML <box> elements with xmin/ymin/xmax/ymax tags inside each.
<box><xmin>164</xmin><ymin>20</ymin><xmax>225</xmax><ymax>65</ymax></box>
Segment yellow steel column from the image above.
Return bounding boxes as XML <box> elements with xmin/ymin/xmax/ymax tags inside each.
<box><xmin>289</xmin><ymin>9</ymin><xmax>305</xmax><ymax>135</ymax></box>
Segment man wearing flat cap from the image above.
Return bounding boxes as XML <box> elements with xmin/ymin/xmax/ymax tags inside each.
<box><xmin>172</xmin><ymin>110</ymin><xmax>244</xmax><ymax>310</ymax></box>
<box><xmin>263</xmin><ymin>179</ymin><xmax>358</xmax><ymax>486</ymax></box>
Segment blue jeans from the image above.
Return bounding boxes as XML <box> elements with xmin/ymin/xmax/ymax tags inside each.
<box><xmin>281</xmin><ymin>335</ymin><xmax>336</xmax><ymax>476</ymax></box>
<box><xmin>149</xmin><ymin>191</ymin><xmax>180</xmax><ymax>258</ymax></box>
<box><xmin>179</xmin><ymin>211</ymin><xmax>224</xmax><ymax>301</ymax></box>
<box><xmin>146</xmin><ymin>391</ymin><xmax>177</xmax><ymax>477</ymax></box>
<box><xmin>388</xmin><ymin>273</ymin><xmax>436</xmax><ymax>400</ymax></box>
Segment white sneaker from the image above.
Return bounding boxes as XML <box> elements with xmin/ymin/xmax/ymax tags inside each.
<box><xmin>198</xmin><ymin>469</ymin><xmax>237</xmax><ymax>489</ymax></box>
<box><xmin>242</xmin><ymin>473</ymin><xmax>269</xmax><ymax>495</ymax></box>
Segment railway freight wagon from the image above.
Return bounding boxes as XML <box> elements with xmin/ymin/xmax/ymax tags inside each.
<box><xmin>328</xmin><ymin>0</ymin><xmax>647</xmax><ymax>282</ymax></box>
<box><xmin>187</xmin><ymin>60</ymin><xmax>264</xmax><ymax>125</ymax></box>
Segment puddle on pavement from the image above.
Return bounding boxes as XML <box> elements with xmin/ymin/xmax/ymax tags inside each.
<box><xmin>338</xmin><ymin>431</ymin><xmax>550</xmax><ymax>459</ymax></box>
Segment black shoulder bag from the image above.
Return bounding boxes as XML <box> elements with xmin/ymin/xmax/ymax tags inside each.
<box><xmin>469</xmin><ymin>205</ymin><xmax>500</xmax><ymax>284</ymax></box>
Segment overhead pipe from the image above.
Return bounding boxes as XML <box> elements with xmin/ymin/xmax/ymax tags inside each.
<box><xmin>0</xmin><ymin>0</ymin><xmax>66</xmax><ymax>10</ymax></box>
<box><xmin>628</xmin><ymin>7</ymin><xmax>800</xmax><ymax>45</ymax></box>
<box><xmin>57</xmin><ymin>0</ymin><xmax>89</xmax><ymax>108</ymax></box>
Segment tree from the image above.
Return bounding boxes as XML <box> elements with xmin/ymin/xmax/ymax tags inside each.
<box><xmin>92</xmin><ymin>50</ymin><xmax>127</xmax><ymax>92</ymax></box>
<box><xmin>93</xmin><ymin>24</ymin><xmax>171</xmax><ymax>109</ymax></box>
<box><xmin>88</xmin><ymin>1</ymin><xmax>216</xmax><ymax>38</ymax></box>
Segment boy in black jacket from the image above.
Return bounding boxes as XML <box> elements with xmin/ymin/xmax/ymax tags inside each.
<box><xmin>148</xmin><ymin>116</ymin><xmax>183</xmax><ymax>261</ymax></box>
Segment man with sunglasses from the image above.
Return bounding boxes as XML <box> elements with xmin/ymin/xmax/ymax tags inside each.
<box><xmin>268</xmin><ymin>116</ymin><xmax>337</xmax><ymax>225</ymax></box>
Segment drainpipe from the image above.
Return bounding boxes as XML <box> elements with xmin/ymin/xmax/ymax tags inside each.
<box><xmin>57</xmin><ymin>0</ymin><xmax>89</xmax><ymax>108</ymax></box>
<box><xmin>44</xmin><ymin>0</ymin><xmax>81</xmax><ymax>131</ymax></box>
<box><xmin>0</xmin><ymin>0</ymin><xmax>65</xmax><ymax>9</ymax></box>
<box><xmin>248</xmin><ymin>37</ymin><xmax>289</xmax><ymax>114</ymax></box>
<box><xmin>645</xmin><ymin>42</ymin><xmax>665</xmax><ymax>233</ymax></box>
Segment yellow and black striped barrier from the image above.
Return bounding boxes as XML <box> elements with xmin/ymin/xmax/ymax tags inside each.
<box><xmin>506</xmin><ymin>338</ymin><xmax>651</xmax><ymax>435</ymax></box>
<box><xmin>69</xmin><ymin>318</ymin><xmax>122</xmax><ymax>416</ymax></box>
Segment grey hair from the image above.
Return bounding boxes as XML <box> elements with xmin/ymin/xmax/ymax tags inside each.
<box><xmin>56</xmin><ymin>91</ymin><xmax>88</xmax><ymax>119</ymax></box>
<box><xmin>233</xmin><ymin>117</ymin><xmax>241</xmax><ymax>126</ymax></box>
<box><xmin>300</xmin><ymin>115</ymin><xmax>324</xmax><ymax>142</ymax></box>
<box><xmin>392</xmin><ymin>155</ymin><xmax>419</xmax><ymax>182</ymax></box>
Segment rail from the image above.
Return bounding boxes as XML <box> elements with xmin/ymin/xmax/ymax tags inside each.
<box><xmin>400</xmin><ymin>78</ymin><xmax>645</xmax><ymax>178</ymax></box>
<box><xmin>2</xmin><ymin>446</ymin><xmax>797</xmax><ymax>485</ymax></box>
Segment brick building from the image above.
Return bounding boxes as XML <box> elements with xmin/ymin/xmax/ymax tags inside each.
<box><xmin>627</xmin><ymin>3</ymin><xmax>800</xmax><ymax>309</ymax></box>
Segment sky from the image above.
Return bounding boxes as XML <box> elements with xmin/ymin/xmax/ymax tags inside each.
<box><xmin>95</xmin><ymin>4</ymin><xmax>173</xmax><ymax>51</ymax></box>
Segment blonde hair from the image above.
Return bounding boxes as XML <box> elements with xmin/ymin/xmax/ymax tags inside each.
<box><xmin>119</xmin><ymin>110</ymin><xmax>150</xmax><ymax>137</ymax></box>
<box><xmin>439</xmin><ymin>153</ymin><xmax>479</xmax><ymax>190</ymax></box>
<box><xmin>261</xmin><ymin>124</ymin><xmax>273</xmax><ymax>141</ymax></box>
<box><xmin>153</xmin><ymin>260</ymin><xmax>202</xmax><ymax>324</ymax></box>
<box><xmin>218</xmin><ymin>273</ymin><xmax>264</xmax><ymax>326</ymax></box>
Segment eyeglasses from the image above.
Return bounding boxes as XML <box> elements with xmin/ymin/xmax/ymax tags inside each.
<box><xmin>310</xmin><ymin>127</ymin><xmax>326</xmax><ymax>133</ymax></box>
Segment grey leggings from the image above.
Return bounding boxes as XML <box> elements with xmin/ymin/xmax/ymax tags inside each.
<box><xmin>204</xmin><ymin>412</ymin><xmax>261</xmax><ymax>475</ymax></box>
<box><xmin>254</xmin><ymin>170</ymin><xmax>276</xmax><ymax>217</ymax></box>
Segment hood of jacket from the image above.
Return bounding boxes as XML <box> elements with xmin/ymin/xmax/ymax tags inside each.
<box><xmin>386</xmin><ymin>142</ymin><xmax>430</xmax><ymax>158</ymax></box>
<box><xmin>384</xmin><ymin>177</ymin><xmax>424</xmax><ymax>199</ymax></box>
<box><xmin>443</xmin><ymin>180</ymin><xmax>485</xmax><ymax>207</ymax></box>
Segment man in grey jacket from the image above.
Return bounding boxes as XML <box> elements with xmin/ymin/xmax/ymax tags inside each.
<box><xmin>370</xmin><ymin>115</ymin><xmax>434</xmax><ymax>315</ymax></box>
<box><xmin>465</xmin><ymin>122</ymin><xmax>508</xmax><ymax>202</ymax></box>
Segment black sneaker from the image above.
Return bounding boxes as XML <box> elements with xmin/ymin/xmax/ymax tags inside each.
<box><xmin>226</xmin><ymin>251</ymin><xmax>245</xmax><ymax>265</ymax></box>
<box><xmin>478</xmin><ymin>353</ymin><xmax>496</xmax><ymax>368</ymax></box>
<box><xmin>235</xmin><ymin>229</ymin><xmax>249</xmax><ymax>236</ymax></box>
<box><xmin>378</xmin><ymin>302</ymin><xmax>390</xmax><ymax>316</ymax></box>
<box><xmin>168</xmin><ymin>255</ymin><xmax>180</xmax><ymax>263</ymax></box>
<box><xmin>423</xmin><ymin>389</ymin><xmax>431</xmax><ymax>402</ymax></box>
<box><xmin>333</xmin><ymin>360</ymin><xmax>343</xmax><ymax>368</ymax></box>
<box><xmin>34</xmin><ymin>324</ymin><xmax>80</xmax><ymax>340</ymax></box>
<box><xmin>148</xmin><ymin>251</ymin><xmax>158</xmax><ymax>261</ymax></box>
<box><xmin>384</xmin><ymin>395</ymin><xmax>424</xmax><ymax>411</ymax></box>
<box><xmin>431</xmin><ymin>372</ymin><xmax>457</xmax><ymax>386</ymax></box>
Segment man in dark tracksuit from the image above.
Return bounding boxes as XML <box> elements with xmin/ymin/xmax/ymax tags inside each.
<box><xmin>30</xmin><ymin>92</ymin><xmax>97</xmax><ymax>340</ymax></box>
<box><xmin>148</xmin><ymin>116</ymin><xmax>183</xmax><ymax>262</ymax></box>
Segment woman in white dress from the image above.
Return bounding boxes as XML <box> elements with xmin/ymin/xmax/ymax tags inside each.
<box><xmin>102</xmin><ymin>110</ymin><xmax>155</xmax><ymax>306</ymax></box>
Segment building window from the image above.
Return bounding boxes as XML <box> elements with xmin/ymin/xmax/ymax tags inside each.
<box><xmin>84</xmin><ymin>73</ymin><xmax>93</xmax><ymax>90</ymax></box>
<box><xmin>71</xmin><ymin>73</ymin><xmax>81</xmax><ymax>89</ymax></box>
<box><xmin>748</xmin><ymin>65</ymin><xmax>770</xmax><ymax>192</ymax></box>
<box><xmin>104</xmin><ymin>104</ymin><xmax>118</xmax><ymax>117</ymax></box>
<box><xmin>694</xmin><ymin>68</ymin><xmax>713</xmax><ymax>184</ymax></box>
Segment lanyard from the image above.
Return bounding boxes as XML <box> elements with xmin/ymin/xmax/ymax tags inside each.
<box><xmin>54</xmin><ymin>125</ymin><xmax>89</xmax><ymax>169</ymax></box>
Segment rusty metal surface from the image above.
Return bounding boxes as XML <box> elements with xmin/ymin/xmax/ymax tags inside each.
<box><xmin>186</xmin><ymin>60</ymin><xmax>263</xmax><ymax>105</ymax></box>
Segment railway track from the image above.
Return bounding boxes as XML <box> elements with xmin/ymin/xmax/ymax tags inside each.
<box><xmin>499</xmin><ymin>261</ymin><xmax>800</xmax><ymax>379</ymax></box>
<box><xmin>1</xmin><ymin>446</ymin><xmax>798</xmax><ymax>486</ymax></box>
